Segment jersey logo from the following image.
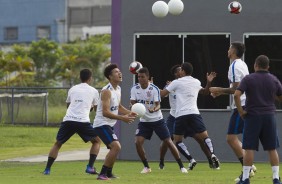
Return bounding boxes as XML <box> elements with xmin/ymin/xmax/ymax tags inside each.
<box><xmin>110</xmin><ymin>106</ymin><xmax>118</xmax><ymax>111</ymax></box>
<box><xmin>136</xmin><ymin>86</ymin><xmax>140</xmax><ymax>89</ymax></box>
<box><xmin>149</xmin><ymin>87</ymin><xmax>153</xmax><ymax>90</ymax></box>
<box><xmin>146</xmin><ymin>91</ymin><xmax>152</xmax><ymax>97</ymax></box>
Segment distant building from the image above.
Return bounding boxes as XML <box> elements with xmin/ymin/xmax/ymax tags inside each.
<box><xmin>0</xmin><ymin>0</ymin><xmax>111</xmax><ymax>44</ymax></box>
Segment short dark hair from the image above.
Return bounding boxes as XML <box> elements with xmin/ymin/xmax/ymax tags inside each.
<box><xmin>231</xmin><ymin>42</ymin><xmax>245</xmax><ymax>58</ymax></box>
<box><xmin>138</xmin><ymin>67</ymin><xmax>150</xmax><ymax>77</ymax></box>
<box><xmin>80</xmin><ymin>69</ymin><xmax>92</xmax><ymax>82</ymax></box>
<box><xmin>181</xmin><ymin>62</ymin><xmax>193</xmax><ymax>75</ymax></box>
<box><xmin>170</xmin><ymin>64</ymin><xmax>181</xmax><ymax>76</ymax></box>
<box><xmin>104</xmin><ymin>63</ymin><xmax>118</xmax><ymax>80</ymax></box>
<box><xmin>255</xmin><ymin>55</ymin><xmax>269</xmax><ymax>69</ymax></box>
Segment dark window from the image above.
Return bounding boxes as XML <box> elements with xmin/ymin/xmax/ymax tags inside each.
<box><xmin>135</xmin><ymin>34</ymin><xmax>230</xmax><ymax>109</ymax></box>
<box><xmin>244</xmin><ymin>34</ymin><xmax>282</xmax><ymax>109</ymax></box>
<box><xmin>69</xmin><ymin>7</ymin><xmax>92</xmax><ymax>26</ymax></box>
<box><xmin>4</xmin><ymin>27</ymin><xmax>18</xmax><ymax>40</ymax></box>
<box><xmin>184</xmin><ymin>35</ymin><xmax>230</xmax><ymax>109</ymax></box>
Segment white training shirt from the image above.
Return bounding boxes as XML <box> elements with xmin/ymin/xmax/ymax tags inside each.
<box><xmin>93</xmin><ymin>83</ymin><xmax>121</xmax><ymax>128</ymax></box>
<box><xmin>63</xmin><ymin>83</ymin><xmax>99</xmax><ymax>123</ymax></box>
<box><xmin>166</xmin><ymin>76</ymin><xmax>202</xmax><ymax>118</ymax></box>
<box><xmin>168</xmin><ymin>91</ymin><xmax>177</xmax><ymax>117</ymax></box>
<box><xmin>228</xmin><ymin>59</ymin><xmax>249</xmax><ymax>109</ymax></box>
<box><xmin>130</xmin><ymin>83</ymin><xmax>163</xmax><ymax>122</ymax></box>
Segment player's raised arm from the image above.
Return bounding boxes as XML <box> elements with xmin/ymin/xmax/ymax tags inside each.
<box><xmin>199</xmin><ymin>72</ymin><xmax>217</xmax><ymax>95</ymax></box>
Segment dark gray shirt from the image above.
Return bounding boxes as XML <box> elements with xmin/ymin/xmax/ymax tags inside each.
<box><xmin>237</xmin><ymin>71</ymin><xmax>282</xmax><ymax>115</ymax></box>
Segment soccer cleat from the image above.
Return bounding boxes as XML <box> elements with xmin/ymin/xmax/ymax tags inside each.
<box><xmin>251</xmin><ymin>164</ymin><xmax>257</xmax><ymax>173</ymax></box>
<box><xmin>188</xmin><ymin>159</ymin><xmax>197</xmax><ymax>170</ymax></box>
<box><xmin>140</xmin><ymin>167</ymin><xmax>152</xmax><ymax>174</ymax></box>
<box><xmin>43</xmin><ymin>168</ymin><xmax>50</xmax><ymax>175</ymax></box>
<box><xmin>211</xmin><ymin>154</ymin><xmax>220</xmax><ymax>170</ymax></box>
<box><xmin>273</xmin><ymin>177</ymin><xmax>281</xmax><ymax>184</ymax></box>
<box><xmin>180</xmin><ymin>167</ymin><xmax>188</xmax><ymax>173</ymax></box>
<box><xmin>97</xmin><ymin>174</ymin><xmax>110</xmax><ymax>180</ymax></box>
<box><xmin>85</xmin><ymin>165</ymin><xmax>99</xmax><ymax>174</ymax></box>
<box><xmin>107</xmin><ymin>174</ymin><xmax>119</xmax><ymax>179</ymax></box>
<box><xmin>235</xmin><ymin>168</ymin><xmax>256</xmax><ymax>182</ymax></box>
<box><xmin>159</xmin><ymin>163</ymin><xmax>165</xmax><ymax>170</ymax></box>
<box><xmin>236</xmin><ymin>178</ymin><xmax>250</xmax><ymax>184</ymax></box>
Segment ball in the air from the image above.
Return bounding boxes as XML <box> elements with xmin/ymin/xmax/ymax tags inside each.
<box><xmin>129</xmin><ymin>61</ymin><xmax>143</xmax><ymax>74</ymax></box>
<box><xmin>228</xmin><ymin>1</ymin><xmax>242</xmax><ymax>14</ymax></box>
<box><xmin>152</xmin><ymin>1</ymin><xmax>169</xmax><ymax>18</ymax></box>
<box><xmin>168</xmin><ymin>0</ymin><xmax>184</xmax><ymax>15</ymax></box>
<box><xmin>131</xmin><ymin>103</ymin><xmax>146</xmax><ymax>117</ymax></box>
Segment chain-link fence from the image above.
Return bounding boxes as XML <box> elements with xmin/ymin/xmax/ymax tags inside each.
<box><xmin>0</xmin><ymin>87</ymin><xmax>99</xmax><ymax>126</ymax></box>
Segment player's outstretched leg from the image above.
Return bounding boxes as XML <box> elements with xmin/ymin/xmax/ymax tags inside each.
<box><xmin>175</xmin><ymin>141</ymin><xmax>197</xmax><ymax>170</ymax></box>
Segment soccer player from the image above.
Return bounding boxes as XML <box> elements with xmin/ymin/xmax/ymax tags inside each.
<box><xmin>43</xmin><ymin>69</ymin><xmax>101</xmax><ymax>175</ymax></box>
<box><xmin>209</xmin><ymin>42</ymin><xmax>256</xmax><ymax>181</ymax></box>
<box><xmin>234</xmin><ymin>55</ymin><xmax>282</xmax><ymax>184</ymax></box>
<box><xmin>159</xmin><ymin>65</ymin><xmax>197</xmax><ymax>170</ymax></box>
<box><xmin>130</xmin><ymin>67</ymin><xmax>188</xmax><ymax>174</ymax></box>
<box><xmin>160</xmin><ymin>62</ymin><xmax>220</xmax><ymax>169</ymax></box>
<box><xmin>93</xmin><ymin>63</ymin><xmax>137</xmax><ymax>180</ymax></box>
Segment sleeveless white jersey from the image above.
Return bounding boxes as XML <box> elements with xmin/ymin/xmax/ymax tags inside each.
<box><xmin>130</xmin><ymin>83</ymin><xmax>163</xmax><ymax>122</ymax></box>
<box><xmin>166</xmin><ymin>76</ymin><xmax>202</xmax><ymax>118</ymax></box>
<box><xmin>228</xmin><ymin>59</ymin><xmax>249</xmax><ymax>109</ymax></box>
<box><xmin>93</xmin><ymin>83</ymin><xmax>121</xmax><ymax>128</ymax></box>
<box><xmin>63</xmin><ymin>83</ymin><xmax>99</xmax><ymax>123</ymax></box>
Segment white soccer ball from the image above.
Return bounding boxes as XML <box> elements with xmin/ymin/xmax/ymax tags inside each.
<box><xmin>168</xmin><ymin>0</ymin><xmax>184</xmax><ymax>15</ymax></box>
<box><xmin>228</xmin><ymin>1</ymin><xmax>242</xmax><ymax>14</ymax></box>
<box><xmin>152</xmin><ymin>1</ymin><xmax>169</xmax><ymax>18</ymax></box>
<box><xmin>129</xmin><ymin>61</ymin><xmax>143</xmax><ymax>74</ymax></box>
<box><xmin>131</xmin><ymin>103</ymin><xmax>146</xmax><ymax>117</ymax></box>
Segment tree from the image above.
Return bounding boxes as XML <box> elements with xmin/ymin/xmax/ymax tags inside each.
<box><xmin>0</xmin><ymin>45</ymin><xmax>35</xmax><ymax>87</ymax></box>
<box><xmin>29</xmin><ymin>39</ymin><xmax>63</xmax><ymax>86</ymax></box>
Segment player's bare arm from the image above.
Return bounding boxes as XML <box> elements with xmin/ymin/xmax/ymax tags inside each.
<box><xmin>148</xmin><ymin>101</ymin><xmax>160</xmax><ymax>113</ymax></box>
<box><xmin>209</xmin><ymin>82</ymin><xmax>239</xmax><ymax>98</ymax></box>
<box><xmin>234</xmin><ymin>89</ymin><xmax>247</xmax><ymax>118</ymax></box>
<box><xmin>199</xmin><ymin>72</ymin><xmax>217</xmax><ymax>95</ymax></box>
<box><xmin>160</xmin><ymin>89</ymin><xmax>170</xmax><ymax>97</ymax></box>
<box><xmin>101</xmin><ymin>89</ymin><xmax>135</xmax><ymax>123</ymax></box>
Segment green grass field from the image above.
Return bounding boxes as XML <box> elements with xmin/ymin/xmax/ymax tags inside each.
<box><xmin>0</xmin><ymin>161</ymin><xmax>275</xmax><ymax>184</ymax></box>
<box><xmin>0</xmin><ymin>126</ymin><xmax>91</xmax><ymax>160</ymax></box>
<box><xmin>0</xmin><ymin>126</ymin><xmax>277</xmax><ymax>184</ymax></box>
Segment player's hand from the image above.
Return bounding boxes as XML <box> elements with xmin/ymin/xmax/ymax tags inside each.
<box><xmin>207</xmin><ymin>72</ymin><xmax>217</xmax><ymax>82</ymax></box>
<box><xmin>209</xmin><ymin>87</ymin><xmax>222</xmax><ymax>98</ymax></box>
<box><xmin>148</xmin><ymin>107</ymin><xmax>158</xmax><ymax>113</ymax></box>
<box><xmin>122</xmin><ymin>114</ymin><xmax>136</xmax><ymax>124</ymax></box>
<box><xmin>238</xmin><ymin>110</ymin><xmax>247</xmax><ymax>119</ymax></box>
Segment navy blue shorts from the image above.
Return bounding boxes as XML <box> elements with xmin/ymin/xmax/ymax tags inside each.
<box><xmin>166</xmin><ymin>114</ymin><xmax>175</xmax><ymax>137</ymax></box>
<box><xmin>56</xmin><ymin>121</ymin><xmax>97</xmax><ymax>144</ymax></box>
<box><xmin>227</xmin><ymin>108</ymin><xmax>245</xmax><ymax>135</ymax></box>
<box><xmin>175</xmin><ymin>114</ymin><xmax>207</xmax><ymax>138</ymax></box>
<box><xmin>136</xmin><ymin>119</ymin><xmax>170</xmax><ymax>140</ymax></box>
<box><xmin>242</xmin><ymin>114</ymin><xmax>280</xmax><ymax>151</ymax></box>
<box><xmin>93</xmin><ymin>125</ymin><xmax>118</xmax><ymax>149</ymax></box>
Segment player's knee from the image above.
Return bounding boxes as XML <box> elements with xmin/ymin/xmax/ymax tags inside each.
<box><xmin>111</xmin><ymin>141</ymin><xmax>121</xmax><ymax>151</ymax></box>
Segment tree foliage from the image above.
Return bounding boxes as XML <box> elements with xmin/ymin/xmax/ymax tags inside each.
<box><xmin>0</xmin><ymin>34</ymin><xmax>111</xmax><ymax>87</ymax></box>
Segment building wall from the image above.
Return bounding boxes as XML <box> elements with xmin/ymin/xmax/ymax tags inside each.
<box><xmin>0</xmin><ymin>0</ymin><xmax>66</xmax><ymax>44</ymax></box>
<box><xmin>113</xmin><ymin>0</ymin><xmax>282</xmax><ymax>161</ymax></box>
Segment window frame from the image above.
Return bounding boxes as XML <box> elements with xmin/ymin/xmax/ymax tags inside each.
<box><xmin>4</xmin><ymin>27</ymin><xmax>18</xmax><ymax>40</ymax></box>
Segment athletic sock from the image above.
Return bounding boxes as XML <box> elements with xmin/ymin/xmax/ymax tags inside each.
<box><xmin>238</xmin><ymin>157</ymin><xmax>243</xmax><ymax>166</ymax></box>
<box><xmin>204</xmin><ymin>137</ymin><xmax>214</xmax><ymax>154</ymax></box>
<box><xmin>159</xmin><ymin>158</ymin><xmax>164</xmax><ymax>165</ymax></box>
<box><xmin>176</xmin><ymin>141</ymin><xmax>193</xmax><ymax>161</ymax></box>
<box><xmin>176</xmin><ymin>159</ymin><xmax>184</xmax><ymax>169</ymax></box>
<box><xmin>142</xmin><ymin>159</ymin><xmax>150</xmax><ymax>168</ymax></box>
<box><xmin>100</xmin><ymin>165</ymin><xmax>109</xmax><ymax>175</ymax></box>
<box><xmin>272</xmin><ymin>166</ymin><xmax>280</xmax><ymax>179</ymax></box>
<box><xmin>242</xmin><ymin>166</ymin><xmax>251</xmax><ymax>181</ymax></box>
<box><xmin>88</xmin><ymin>154</ymin><xmax>97</xmax><ymax>168</ymax></box>
<box><xmin>107</xmin><ymin>167</ymin><xmax>113</xmax><ymax>176</ymax></box>
<box><xmin>46</xmin><ymin>157</ymin><xmax>55</xmax><ymax>169</ymax></box>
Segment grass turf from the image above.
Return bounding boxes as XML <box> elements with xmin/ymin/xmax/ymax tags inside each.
<box><xmin>0</xmin><ymin>161</ymin><xmax>275</xmax><ymax>184</ymax></box>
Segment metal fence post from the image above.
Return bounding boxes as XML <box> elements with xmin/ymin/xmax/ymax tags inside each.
<box><xmin>11</xmin><ymin>88</ymin><xmax>14</xmax><ymax>125</ymax></box>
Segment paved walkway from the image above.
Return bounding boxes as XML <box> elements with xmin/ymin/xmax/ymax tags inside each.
<box><xmin>2</xmin><ymin>147</ymin><xmax>107</xmax><ymax>162</ymax></box>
